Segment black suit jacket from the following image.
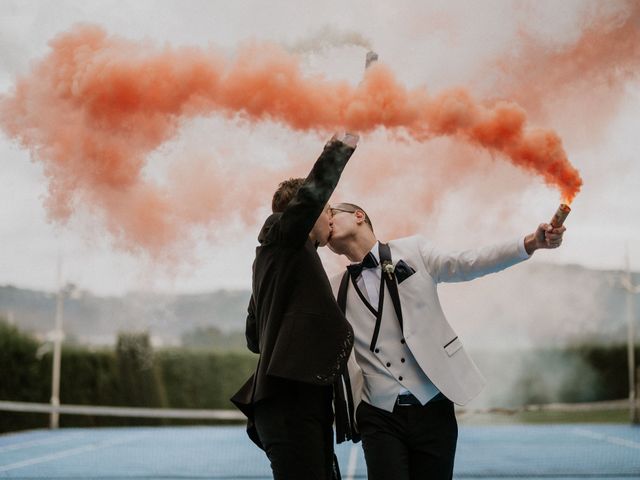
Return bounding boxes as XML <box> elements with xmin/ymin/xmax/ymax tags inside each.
<box><xmin>231</xmin><ymin>140</ymin><xmax>356</xmax><ymax>445</ymax></box>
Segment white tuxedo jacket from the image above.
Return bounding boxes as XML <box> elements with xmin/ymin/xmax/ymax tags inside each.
<box><xmin>331</xmin><ymin>235</ymin><xmax>530</xmax><ymax>441</ymax></box>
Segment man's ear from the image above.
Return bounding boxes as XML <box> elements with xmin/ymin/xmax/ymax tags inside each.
<box><xmin>354</xmin><ymin>210</ymin><xmax>365</xmax><ymax>225</ymax></box>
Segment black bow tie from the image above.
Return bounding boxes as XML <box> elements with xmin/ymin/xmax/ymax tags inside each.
<box><xmin>347</xmin><ymin>252</ymin><xmax>379</xmax><ymax>279</ymax></box>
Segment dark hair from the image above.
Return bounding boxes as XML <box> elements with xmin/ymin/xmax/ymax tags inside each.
<box><xmin>272</xmin><ymin>177</ymin><xmax>305</xmax><ymax>213</ymax></box>
<box><xmin>332</xmin><ymin>202</ymin><xmax>374</xmax><ymax>232</ymax></box>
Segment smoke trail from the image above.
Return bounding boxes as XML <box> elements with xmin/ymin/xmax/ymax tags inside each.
<box><xmin>0</xmin><ymin>24</ymin><xmax>582</xmax><ymax>255</ymax></box>
<box><xmin>495</xmin><ymin>0</ymin><xmax>640</xmax><ymax>127</ymax></box>
<box><xmin>287</xmin><ymin>25</ymin><xmax>372</xmax><ymax>54</ymax></box>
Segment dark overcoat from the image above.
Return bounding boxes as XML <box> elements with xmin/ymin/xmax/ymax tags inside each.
<box><xmin>231</xmin><ymin>140</ymin><xmax>356</xmax><ymax>447</ymax></box>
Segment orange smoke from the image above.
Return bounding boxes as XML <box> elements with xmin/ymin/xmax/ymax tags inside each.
<box><xmin>0</xmin><ymin>24</ymin><xmax>582</xmax><ymax>254</ymax></box>
<box><xmin>496</xmin><ymin>1</ymin><xmax>640</xmax><ymax>134</ymax></box>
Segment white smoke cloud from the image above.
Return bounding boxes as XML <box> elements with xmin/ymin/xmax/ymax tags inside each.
<box><xmin>287</xmin><ymin>25</ymin><xmax>372</xmax><ymax>54</ymax></box>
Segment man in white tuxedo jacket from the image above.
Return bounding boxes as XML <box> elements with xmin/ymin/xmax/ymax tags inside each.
<box><xmin>328</xmin><ymin>202</ymin><xmax>566</xmax><ymax>480</ymax></box>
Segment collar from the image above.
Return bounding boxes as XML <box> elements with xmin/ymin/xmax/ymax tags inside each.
<box><xmin>349</xmin><ymin>241</ymin><xmax>380</xmax><ymax>268</ymax></box>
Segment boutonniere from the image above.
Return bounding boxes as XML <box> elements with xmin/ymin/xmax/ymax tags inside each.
<box><xmin>382</xmin><ymin>260</ymin><xmax>395</xmax><ymax>280</ymax></box>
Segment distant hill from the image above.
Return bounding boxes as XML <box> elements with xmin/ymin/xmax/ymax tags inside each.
<box><xmin>1</xmin><ymin>261</ymin><xmax>638</xmax><ymax>348</ymax></box>
<box><xmin>436</xmin><ymin>261</ymin><xmax>639</xmax><ymax>349</ymax></box>
<box><xmin>0</xmin><ymin>286</ymin><xmax>250</xmax><ymax>347</ymax></box>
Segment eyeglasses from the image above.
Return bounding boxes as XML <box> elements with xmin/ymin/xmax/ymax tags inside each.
<box><xmin>330</xmin><ymin>207</ymin><xmax>356</xmax><ymax>217</ymax></box>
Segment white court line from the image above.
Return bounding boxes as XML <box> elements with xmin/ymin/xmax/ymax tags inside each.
<box><xmin>0</xmin><ymin>433</ymin><xmax>85</xmax><ymax>453</ymax></box>
<box><xmin>345</xmin><ymin>443</ymin><xmax>359</xmax><ymax>480</ymax></box>
<box><xmin>573</xmin><ymin>427</ymin><xmax>640</xmax><ymax>450</ymax></box>
<box><xmin>0</xmin><ymin>434</ymin><xmax>145</xmax><ymax>473</ymax></box>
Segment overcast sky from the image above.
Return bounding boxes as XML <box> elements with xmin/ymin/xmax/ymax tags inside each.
<box><xmin>1</xmin><ymin>0</ymin><xmax>639</xmax><ymax>296</ymax></box>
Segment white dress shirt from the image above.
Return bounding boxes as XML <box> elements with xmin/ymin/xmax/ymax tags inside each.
<box><xmin>354</xmin><ymin>243</ymin><xmax>382</xmax><ymax>307</ymax></box>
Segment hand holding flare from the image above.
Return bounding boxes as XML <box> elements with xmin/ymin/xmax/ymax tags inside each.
<box><xmin>524</xmin><ymin>204</ymin><xmax>569</xmax><ymax>255</ymax></box>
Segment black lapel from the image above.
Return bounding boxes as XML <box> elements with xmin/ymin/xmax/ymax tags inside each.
<box><xmin>368</xmin><ymin>272</ymin><xmax>385</xmax><ymax>352</ymax></box>
<box><xmin>350</xmin><ymin>275</ymin><xmax>378</xmax><ymax>317</ymax></box>
<box><xmin>341</xmin><ymin>254</ymin><xmax>387</xmax><ymax>353</ymax></box>
<box><xmin>379</xmin><ymin>243</ymin><xmax>404</xmax><ymax>333</ymax></box>
<box><xmin>337</xmin><ymin>270</ymin><xmax>350</xmax><ymax>313</ymax></box>
<box><xmin>334</xmin><ymin>270</ymin><xmax>361</xmax><ymax>444</ymax></box>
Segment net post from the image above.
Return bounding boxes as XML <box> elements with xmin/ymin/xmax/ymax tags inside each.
<box><xmin>624</xmin><ymin>246</ymin><xmax>638</xmax><ymax>425</ymax></box>
<box><xmin>634</xmin><ymin>365</ymin><xmax>640</xmax><ymax>424</ymax></box>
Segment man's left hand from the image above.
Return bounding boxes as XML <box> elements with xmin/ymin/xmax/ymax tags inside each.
<box><xmin>524</xmin><ymin>223</ymin><xmax>566</xmax><ymax>255</ymax></box>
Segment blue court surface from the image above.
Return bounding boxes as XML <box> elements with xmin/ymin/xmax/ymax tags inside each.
<box><xmin>1</xmin><ymin>424</ymin><xmax>639</xmax><ymax>479</ymax></box>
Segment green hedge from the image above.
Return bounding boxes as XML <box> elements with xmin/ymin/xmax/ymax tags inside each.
<box><xmin>0</xmin><ymin>322</ymin><xmax>257</xmax><ymax>432</ymax></box>
<box><xmin>1</xmin><ymin>320</ymin><xmax>637</xmax><ymax>433</ymax></box>
<box><xmin>502</xmin><ymin>344</ymin><xmax>638</xmax><ymax>405</ymax></box>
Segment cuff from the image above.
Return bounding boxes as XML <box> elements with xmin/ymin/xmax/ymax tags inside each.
<box><xmin>517</xmin><ymin>237</ymin><xmax>532</xmax><ymax>260</ymax></box>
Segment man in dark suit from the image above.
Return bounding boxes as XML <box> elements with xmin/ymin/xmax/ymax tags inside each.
<box><xmin>231</xmin><ymin>134</ymin><xmax>359</xmax><ymax>480</ymax></box>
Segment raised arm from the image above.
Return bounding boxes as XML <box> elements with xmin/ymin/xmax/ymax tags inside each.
<box><xmin>418</xmin><ymin>223</ymin><xmax>566</xmax><ymax>283</ymax></box>
<box><xmin>279</xmin><ymin>134</ymin><xmax>358</xmax><ymax>247</ymax></box>
<box><xmin>418</xmin><ymin>236</ymin><xmax>530</xmax><ymax>283</ymax></box>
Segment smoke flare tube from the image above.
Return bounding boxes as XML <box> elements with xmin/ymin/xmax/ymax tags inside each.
<box><xmin>365</xmin><ymin>51</ymin><xmax>379</xmax><ymax>69</ymax></box>
<box><xmin>550</xmin><ymin>204</ymin><xmax>571</xmax><ymax>228</ymax></box>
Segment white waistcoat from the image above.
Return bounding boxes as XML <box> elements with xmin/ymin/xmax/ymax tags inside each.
<box><xmin>346</xmin><ymin>276</ymin><xmax>441</xmax><ymax>411</ymax></box>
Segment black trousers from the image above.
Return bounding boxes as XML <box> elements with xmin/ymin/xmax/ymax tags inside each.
<box><xmin>253</xmin><ymin>381</ymin><xmax>337</xmax><ymax>480</ymax></box>
<box><xmin>356</xmin><ymin>398</ymin><xmax>458</xmax><ymax>480</ymax></box>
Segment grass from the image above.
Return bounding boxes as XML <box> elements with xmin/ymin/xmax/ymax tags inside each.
<box><xmin>456</xmin><ymin>408</ymin><xmax>633</xmax><ymax>425</ymax></box>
